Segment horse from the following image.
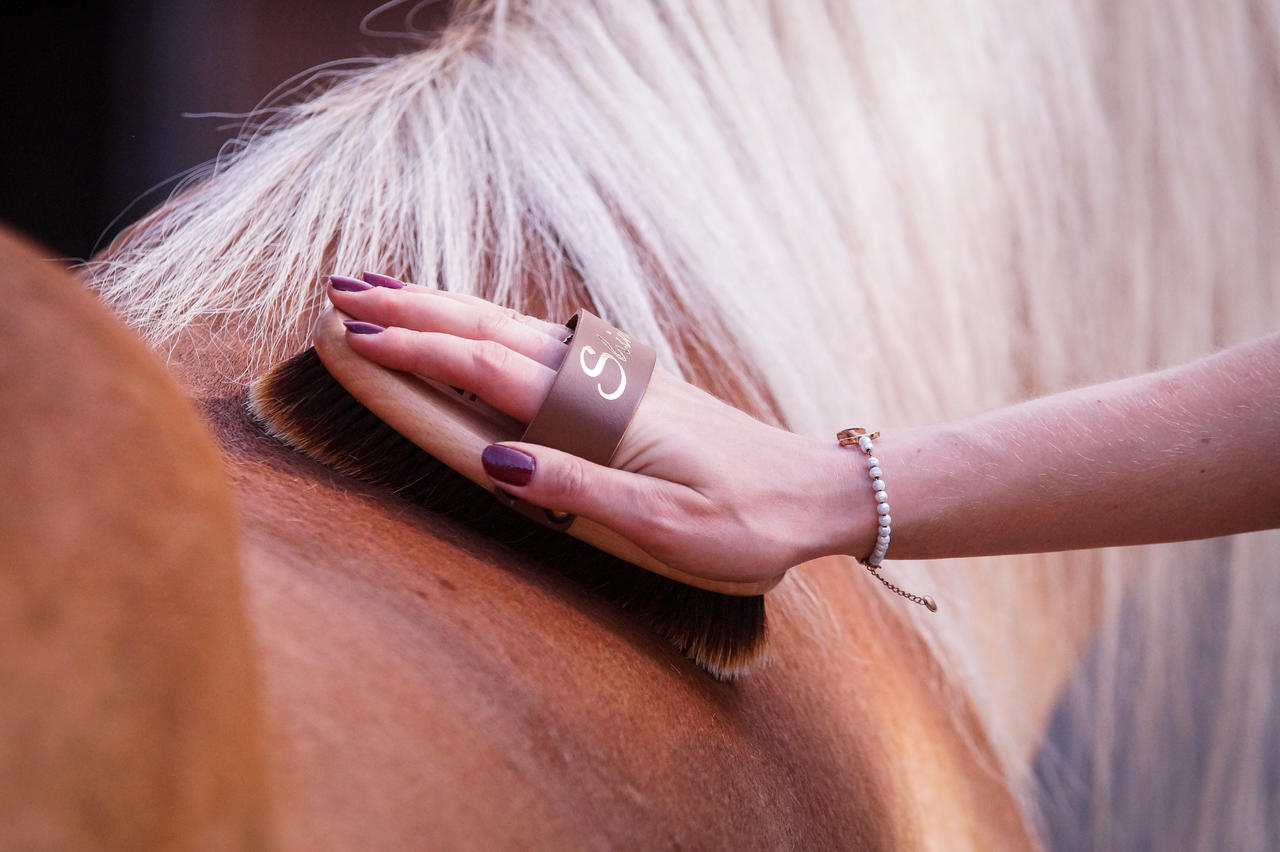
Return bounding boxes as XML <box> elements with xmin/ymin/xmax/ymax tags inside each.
<box><xmin>10</xmin><ymin>0</ymin><xmax>1280</xmax><ymax>848</ymax></box>
<box><xmin>0</xmin><ymin>228</ymin><xmax>1034</xmax><ymax>849</ymax></box>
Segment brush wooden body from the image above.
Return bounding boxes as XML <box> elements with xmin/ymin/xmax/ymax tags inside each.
<box><xmin>248</xmin><ymin>316</ymin><xmax>770</xmax><ymax>678</ymax></box>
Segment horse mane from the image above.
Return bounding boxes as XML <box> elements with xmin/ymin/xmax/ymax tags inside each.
<box><xmin>84</xmin><ymin>1</ymin><xmax>1280</xmax><ymax>847</ymax></box>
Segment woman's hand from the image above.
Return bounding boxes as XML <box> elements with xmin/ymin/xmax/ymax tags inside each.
<box><xmin>327</xmin><ymin>273</ymin><xmax>876</xmax><ymax>585</ymax></box>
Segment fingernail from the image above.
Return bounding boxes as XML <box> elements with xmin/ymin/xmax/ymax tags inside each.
<box><xmin>362</xmin><ymin>271</ymin><xmax>407</xmax><ymax>289</ymax></box>
<box><xmin>482</xmin><ymin>444</ymin><xmax>535</xmax><ymax>486</ymax></box>
<box><xmin>344</xmin><ymin>320</ymin><xmax>386</xmax><ymax>335</ymax></box>
<box><xmin>330</xmin><ymin>274</ymin><xmax>373</xmax><ymax>292</ymax></box>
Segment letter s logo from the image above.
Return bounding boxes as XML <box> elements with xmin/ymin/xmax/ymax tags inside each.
<box><xmin>579</xmin><ymin>346</ymin><xmax>627</xmax><ymax>400</ymax></box>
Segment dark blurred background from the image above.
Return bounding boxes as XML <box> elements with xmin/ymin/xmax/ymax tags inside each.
<box><xmin>1</xmin><ymin>1</ymin><xmax>438</xmax><ymax>260</ymax></box>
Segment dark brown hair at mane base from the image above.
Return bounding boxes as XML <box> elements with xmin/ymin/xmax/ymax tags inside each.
<box><xmin>248</xmin><ymin>346</ymin><xmax>768</xmax><ymax>679</ymax></box>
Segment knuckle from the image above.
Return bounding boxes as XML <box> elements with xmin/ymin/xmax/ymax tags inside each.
<box><xmin>552</xmin><ymin>457</ymin><xmax>590</xmax><ymax>500</ymax></box>
<box><xmin>471</xmin><ymin>340</ymin><xmax>513</xmax><ymax>375</ymax></box>
<box><xmin>402</xmin><ymin>332</ymin><xmax>438</xmax><ymax>374</ymax></box>
<box><xmin>637</xmin><ymin>485</ymin><xmax>690</xmax><ymax>534</ymax></box>
<box><xmin>498</xmin><ymin>304</ymin><xmax>525</xmax><ymax>323</ymax></box>
<box><xmin>474</xmin><ymin>310</ymin><xmax>509</xmax><ymax>341</ymax></box>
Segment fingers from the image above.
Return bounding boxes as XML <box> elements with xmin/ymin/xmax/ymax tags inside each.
<box><xmin>480</xmin><ymin>442</ymin><xmax>693</xmax><ymax>550</ymax></box>
<box><xmin>333</xmin><ymin>272</ymin><xmax>694</xmax><ymax>557</ymax></box>
<box><xmin>331</xmin><ymin>271</ymin><xmax>568</xmax><ymax>422</ymax></box>
<box><xmin>343</xmin><ymin>323</ymin><xmax>555</xmax><ymax>423</ymax></box>
<box><xmin>429</xmin><ymin>289</ymin><xmax>570</xmax><ymax>341</ymax></box>
<box><xmin>329</xmin><ymin>273</ymin><xmax>568</xmax><ymax>368</ymax></box>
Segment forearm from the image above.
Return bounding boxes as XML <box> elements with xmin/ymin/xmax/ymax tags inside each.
<box><xmin>848</xmin><ymin>333</ymin><xmax>1280</xmax><ymax>561</ymax></box>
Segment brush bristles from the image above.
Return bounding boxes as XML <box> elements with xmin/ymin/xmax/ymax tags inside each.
<box><xmin>247</xmin><ymin>347</ymin><xmax>768</xmax><ymax>679</ymax></box>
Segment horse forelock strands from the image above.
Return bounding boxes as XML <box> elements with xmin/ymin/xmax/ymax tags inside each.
<box><xmin>84</xmin><ymin>0</ymin><xmax>1280</xmax><ymax>847</ymax></box>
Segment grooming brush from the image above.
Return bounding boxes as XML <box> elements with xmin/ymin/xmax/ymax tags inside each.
<box><xmin>248</xmin><ymin>311</ymin><xmax>771</xmax><ymax>679</ymax></box>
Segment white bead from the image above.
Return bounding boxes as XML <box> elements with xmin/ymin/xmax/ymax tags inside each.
<box><xmin>846</xmin><ymin>438</ymin><xmax>900</xmax><ymax>567</ymax></box>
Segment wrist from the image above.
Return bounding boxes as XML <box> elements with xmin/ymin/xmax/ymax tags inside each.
<box><xmin>868</xmin><ymin>423</ymin><xmax>972</xmax><ymax>560</ymax></box>
<box><xmin>800</xmin><ymin>436</ymin><xmax>881</xmax><ymax>563</ymax></box>
<box><xmin>790</xmin><ymin>424</ymin><xmax>959</xmax><ymax>566</ymax></box>
<box><xmin>825</xmin><ymin>424</ymin><xmax>957</xmax><ymax>563</ymax></box>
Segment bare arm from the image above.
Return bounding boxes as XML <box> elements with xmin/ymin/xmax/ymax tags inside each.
<box><xmin>859</xmin><ymin>333</ymin><xmax>1280</xmax><ymax>561</ymax></box>
<box><xmin>327</xmin><ymin>276</ymin><xmax>1280</xmax><ymax>583</ymax></box>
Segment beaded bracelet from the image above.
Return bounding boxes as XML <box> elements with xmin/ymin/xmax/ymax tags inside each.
<box><xmin>837</xmin><ymin>428</ymin><xmax>937</xmax><ymax>612</ymax></box>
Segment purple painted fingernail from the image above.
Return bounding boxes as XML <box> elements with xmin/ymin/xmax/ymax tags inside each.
<box><xmin>343</xmin><ymin>320</ymin><xmax>386</xmax><ymax>335</ymax></box>
<box><xmin>361</xmin><ymin>271</ymin><xmax>407</xmax><ymax>289</ymax></box>
<box><xmin>330</xmin><ymin>274</ymin><xmax>373</xmax><ymax>292</ymax></box>
<box><xmin>482</xmin><ymin>444</ymin><xmax>535</xmax><ymax>486</ymax></box>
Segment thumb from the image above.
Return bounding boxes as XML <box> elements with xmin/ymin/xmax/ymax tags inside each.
<box><xmin>480</xmin><ymin>442</ymin><xmax>673</xmax><ymax>545</ymax></box>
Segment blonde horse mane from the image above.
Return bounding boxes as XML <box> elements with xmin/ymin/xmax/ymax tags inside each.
<box><xmin>86</xmin><ymin>1</ymin><xmax>1280</xmax><ymax>847</ymax></box>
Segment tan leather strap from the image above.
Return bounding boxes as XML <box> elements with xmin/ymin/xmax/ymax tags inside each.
<box><xmin>509</xmin><ymin>309</ymin><xmax>657</xmax><ymax>530</ymax></box>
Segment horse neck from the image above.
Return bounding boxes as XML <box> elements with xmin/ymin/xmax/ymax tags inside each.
<box><xmin>143</xmin><ymin>304</ymin><xmax>1032</xmax><ymax>848</ymax></box>
<box><xmin>220</xmin><ymin>442</ymin><xmax>1035</xmax><ymax>849</ymax></box>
